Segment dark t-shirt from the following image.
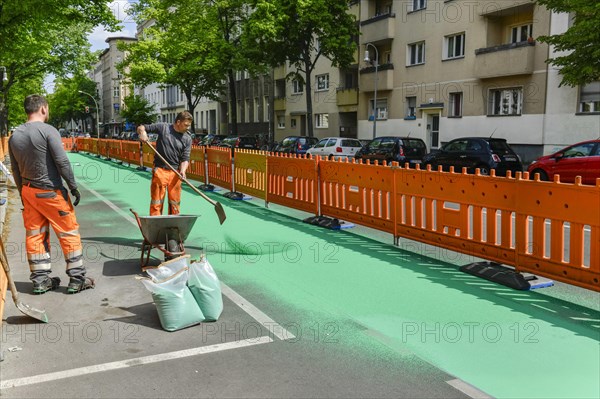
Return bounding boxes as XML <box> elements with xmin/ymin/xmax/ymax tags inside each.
<box><xmin>144</xmin><ymin>123</ymin><xmax>192</xmax><ymax>169</ymax></box>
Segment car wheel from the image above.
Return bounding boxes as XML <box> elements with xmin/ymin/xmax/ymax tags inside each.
<box><xmin>530</xmin><ymin>169</ymin><xmax>549</xmax><ymax>181</ymax></box>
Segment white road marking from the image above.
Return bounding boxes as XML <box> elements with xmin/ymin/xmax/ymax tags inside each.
<box><xmin>221</xmin><ymin>283</ymin><xmax>296</xmax><ymax>341</ymax></box>
<box><xmin>81</xmin><ymin>178</ymin><xmax>295</xmax><ymax>341</ymax></box>
<box><xmin>0</xmin><ymin>337</ymin><xmax>273</xmax><ymax>390</ymax></box>
<box><xmin>446</xmin><ymin>379</ymin><xmax>493</xmax><ymax>399</ymax></box>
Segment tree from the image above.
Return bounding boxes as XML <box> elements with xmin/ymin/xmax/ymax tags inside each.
<box><xmin>122</xmin><ymin>0</ymin><xmax>266</xmax><ymax>135</ymax></box>
<box><xmin>120</xmin><ymin>94</ymin><xmax>159</xmax><ymax>126</ymax></box>
<box><xmin>0</xmin><ymin>0</ymin><xmax>118</xmax><ymax>135</ymax></box>
<box><xmin>536</xmin><ymin>0</ymin><xmax>600</xmax><ymax>86</ymax></box>
<box><xmin>48</xmin><ymin>75</ymin><xmax>99</xmax><ymax>133</ymax></box>
<box><xmin>247</xmin><ymin>0</ymin><xmax>358</xmax><ymax>137</ymax></box>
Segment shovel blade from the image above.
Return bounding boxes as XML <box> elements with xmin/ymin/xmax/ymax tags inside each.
<box><xmin>16</xmin><ymin>301</ymin><xmax>48</xmax><ymax>323</ymax></box>
<box><xmin>214</xmin><ymin>202</ymin><xmax>227</xmax><ymax>225</ymax></box>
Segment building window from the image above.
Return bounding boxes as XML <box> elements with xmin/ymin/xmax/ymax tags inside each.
<box><xmin>410</xmin><ymin>0</ymin><xmax>427</xmax><ymax>12</ymax></box>
<box><xmin>237</xmin><ymin>100</ymin><xmax>242</xmax><ymax>123</ymax></box>
<box><xmin>315</xmin><ymin>113</ymin><xmax>329</xmax><ymax>128</ymax></box>
<box><xmin>408</xmin><ymin>42</ymin><xmax>425</xmax><ymax>66</ymax></box>
<box><xmin>277</xmin><ymin>115</ymin><xmax>285</xmax><ymax>129</ymax></box>
<box><xmin>113</xmin><ymin>86</ymin><xmax>120</xmax><ymax>98</ymax></box>
<box><xmin>449</xmin><ymin>92</ymin><xmax>463</xmax><ymax>117</ymax></box>
<box><xmin>245</xmin><ymin>99</ymin><xmax>250</xmax><ymax>123</ymax></box>
<box><xmin>511</xmin><ymin>23</ymin><xmax>533</xmax><ymax>43</ymax></box>
<box><xmin>369</xmin><ymin>99</ymin><xmax>388</xmax><ymax>120</ymax></box>
<box><xmin>489</xmin><ymin>88</ymin><xmax>522</xmax><ymax>116</ymax></box>
<box><xmin>254</xmin><ymin>97</ymin><xmax>259</xmax><ymax>122</ymax></box>
<box><xmin>579</xmin><ymin>82</ymin><xmax>600</xmax><ymax>113</ymax></box>
<box><xmin>292</xmin><ymin>79</ymin><xmax>304</xmax><ymax>94</ymax></box>
<box><xmin>264</xmin><ymin>96</ymin><xmax>270</xmax><ymax>122</ymax></box>
<box><xmin>444</xmin><ymin>33</ymin><xmax>465</xmax><ymax>59</ymax></box>
<box><xmin>291</xmin><ymin>118</ymin><xmax>297</xmax><ymax>128</ymax></box>
<box><xmin>406</xmin><ymin>96</ymin><xmax>416</xmax><ymax>118</ymax></box>
<box><xmin>316</xmin><ymin>74</ymin><xmax>329</xmax><ymax>91</ymax></box>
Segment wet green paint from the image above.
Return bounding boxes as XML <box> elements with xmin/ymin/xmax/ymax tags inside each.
<box><xmin>71</xmin><ymin>153</ymin><xmax>600</xmax><ymax>398</ymax></box>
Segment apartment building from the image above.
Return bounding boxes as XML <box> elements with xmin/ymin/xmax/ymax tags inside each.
<box><xmin>358</xmin><ymin>0</ymin><xmax>599</xmax><ymax>162</ymax></box>
<box><xmin>97</xmin><ymin>36</ymin><xmax>137</xmax><ymax>137</ymax></box>
<box><xmin>220</xmin><ymin>71</ymin><xmax>272</xmax><ymax>138</ymax></box>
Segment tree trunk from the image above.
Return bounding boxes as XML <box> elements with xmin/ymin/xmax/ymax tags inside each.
<box><xmin>227</xmin><ymin>69</ymin><xmax>238</xmax><ymax>136</ymax></box>
<box><xmin>304</xmin><ymin>56</ymin><xmax>314</xmax><ymax>138</ymax></box>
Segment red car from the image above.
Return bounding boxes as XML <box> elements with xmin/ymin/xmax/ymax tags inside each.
<box><xmin>527</xmin><ymin>139</ymin><xmax>600</xmax><ymax>185</ymax></box>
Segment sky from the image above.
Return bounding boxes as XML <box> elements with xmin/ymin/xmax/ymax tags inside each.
<box><xmin>88</xmin><ymin>0</ymin><xmax>137</xmax><ymax>51</ymax></box>
<box><xmin>44</xmin><ymin>1</ymin><xmax>137</xmax><ymax>92</ymax></box>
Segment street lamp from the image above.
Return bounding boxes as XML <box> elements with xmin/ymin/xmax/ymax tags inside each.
<box><xmin>364</xmin><ymin>43</ymin><xmax>378</xmax><ymax>140</ymax></box>
<box><xmin>78</xmin><ymin>90</ymin><xmax>100</xmax><ymax>139</ymax></box>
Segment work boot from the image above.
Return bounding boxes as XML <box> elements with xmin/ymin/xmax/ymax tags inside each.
<box><xmin>32</xmin><ymin>277</ymin><xmax>61</xmax><ymax>295</ymax></box>
<box><xmin>67</xmin><ymin>276</ymin><xmax>95</xmax><ymax>294</ymax></box>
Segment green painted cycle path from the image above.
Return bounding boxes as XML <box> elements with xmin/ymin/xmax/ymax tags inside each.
<box><xmin>71</xmin><ymin>153</ymin><xmax>600</xmax><ymax>399</ymax></box>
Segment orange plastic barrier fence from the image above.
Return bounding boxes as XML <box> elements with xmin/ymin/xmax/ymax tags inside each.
<box><xmin>233</xmin><ymin>150</ymin><xmax>267</xmax><ymax>200</ymax></box>
<box><xmin>0</xmin><ymin>266</ymin><xmax>6</xmax><ymax>323</ymax></box>
<box><xmin>514</xmin><ymin>174</ymin><xmax>599</xmax><ymax>291</ymax></box>
<box><xmin>69</xmin><ymin>140</ymin><xmax>600</xmax><ymax>292</ymax></box>
<box><xmin>188</xmin><ymin>146</ymin><xmax>206</xmax><ymax>183</ymax></box>
<box><xmin>61</xmin><ymin>138</ymin><xmax>76</xmax><ymax>152</ymax></box>
<box><xmin>266</xmin><ymin>153</ymin><xmax>318</xmax><ymax>215</ymax></box>
<box><xmin>206</xmin><ymin>147</ymin><xmax>232</xmax><ymax>191</ymax></box>
<box><xmin>118</xmin><ymin>141</ymin><xmax>141</xmax><ymax>166</ymax></box>
<box><xmin>319</xmin><ymin>158</ymin><xmax>396</xmax><ymax>234</ymax></box>
<box><xmin>1</xmin><ymin>136</ymin><xmax>7</xmax><ymax>159</ymax></box>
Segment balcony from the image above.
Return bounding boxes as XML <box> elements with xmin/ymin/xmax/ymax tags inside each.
<box><xmin>359</xmin><ymin>63</ymin><xmax>394</xmax><ymax>92</ymax></box>
<box><xmin>274</xmin><ymin>97</ymin><xmax>286</xmax><ymax>111</ymax></box>
<box><xmin>474</xmin><ymin>42</ymin><xmax>535</xmax><ymax>79</ymax></box>
<box><xmin>336</xmin><ymin>88</ymin><xmax>358</xmax><ymax>106</ymax></box>
<box><xmin>360</xmin><ymin>13</ymin><xmax>395</xmax><ymax>43</ymax></box>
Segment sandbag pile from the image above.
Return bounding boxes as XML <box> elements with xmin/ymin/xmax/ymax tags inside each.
<box><xmin>141</xmin><ymin>255</ymin><xmax>224</xmax><ymax>332</ymax></box>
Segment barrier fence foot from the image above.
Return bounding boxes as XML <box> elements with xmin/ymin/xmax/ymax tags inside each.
<box><xmin>223</xmin><ymin>191</ymin><xmax>248</xmax><ymax>200</ymax></box>
<box><xmin>198</xmin><ymin>184</ymin><xmax>215</xmax><ymax>192</ymax></box>
<box><xmin>302</xmin><ymin>215</ymin><xmax>354</xmax><ymax>230</ymax></box>
<box><xmin>459</xmin><ymin>261</ymin><xmax>554</xmax><ymax>290</ymax></box>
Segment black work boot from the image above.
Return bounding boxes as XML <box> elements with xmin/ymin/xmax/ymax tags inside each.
<box><xmin>67</xmin><ymin>276</ymin><xmax>95</xmax><ymax>294</ymax></box>
<box><xmin>32</xmin><ymin>277</ymin><xmax>61</xmax><ymax>295</ymax></box>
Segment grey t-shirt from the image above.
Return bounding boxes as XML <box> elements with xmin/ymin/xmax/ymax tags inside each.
<box><xmin>9</xmin><ymin>121</ymin><xmax>77</xmax><ymax>192</ymax></box>
<box><xmin>144</xmin><ymin>123</ymin><xmax>192</xmax><ymax>169</ymax></box>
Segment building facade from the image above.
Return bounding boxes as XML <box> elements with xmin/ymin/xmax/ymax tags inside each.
<box><xmin>357</xmin><ymin>0</ymin><xmax>599</xmax><ymax>162</ymax></box>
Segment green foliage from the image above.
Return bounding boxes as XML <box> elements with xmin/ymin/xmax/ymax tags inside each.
<box><xmin>536</xmin><ymin>0</ymin><xmax>600</xmax><ymax>86</ymax></box>
<box><xmin>0</xmin><ymin>0</ymin><xmax>119</xmax><ymax>135</ymax></box>
<box><xmin>246</xmin><ymin>0</ymin><xmax>358</xmax><ymax>136</ymax></box>
<box><xmin>48</xmin><ymin>75</ymin><xmax>99</xmax><ymax>128</ymax></box>
<box><xmin>120</xmin><ymin>94</ymin><xmax>159</xmax><ymax>126</ymax></box>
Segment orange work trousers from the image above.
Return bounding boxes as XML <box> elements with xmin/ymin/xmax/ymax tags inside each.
<box><xmin>21</xmin><ymin>186</ymin><xmax>84</xmax><ymax>279</ymax></box>
<box><xmin>150</xmin><ymin>167</ymin><xmax>182</xmax><ymax>215</ymax></box>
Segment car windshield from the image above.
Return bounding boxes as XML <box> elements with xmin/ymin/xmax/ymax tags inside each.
<box><xmin>279</xmin><ymin>138</ymin><xmax>298</xmax><ymax>148</ymax></box>
<box><xmin>341</xmin><ymin>139</ymin><xmax>363</xmax><ymax>148</ymax></box>
<box><xmin>314</xmin><ymin>139</ymin><xmax>329</xmax><ymax>148</ymax></box>
<box><xmin>403</xmin><ymin>139</ymin><xmax>426</xmax><ymax>149</ymax></box>
<box><xmin>486</xmin><ymin>139</ymin><xmax>512</xmax><ymax>152</ymax></box>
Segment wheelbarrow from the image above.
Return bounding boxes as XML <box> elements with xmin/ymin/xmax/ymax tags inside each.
<box><xmin>130</xmin><ymin>209</ymin><xmax>200</xmax><ymax>267</ymax></box>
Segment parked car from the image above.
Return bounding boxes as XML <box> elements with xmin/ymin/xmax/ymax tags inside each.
<box><xmin>354</xmin><ymin>136</ymin><xmax>427</xmax><ymax>166</ymax></box>
<box><xmin>422</xmin><ymin>137</ymin><xmax>523</xmax><ymax>176</ymax></box>
<box><xmin>200</xmin><ymin>134</ymin><xmax>227</xmax><ymax>146</ymax></box>
<box><xmin>273</xmin><ymin>136</ymin><xmax>319</xmax><ymax>155</ymax></box>
<box><xmin>306</xmin><ymin>137</ymin><xmax>364</xmax><ymax>160</ymax></box>
<box><xmin>218</xmin><ymin>135</ymin><xmax>258</xmax><ymax>150</ymax></box>
<box><xmin>527</xmin><ymin>139</ymin><xmax>600</xmax><ymax>185</ymax></box>
<box><xmin>359</xmin><ymin>139</ymin><xmax>372</xmax><ymax>148</ymax></box>
<box><xmin>190</xmin><ymin>133</ymin><xmax>206</xmax><ymax>146</ymax></box>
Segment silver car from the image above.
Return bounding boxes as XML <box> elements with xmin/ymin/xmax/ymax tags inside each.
<box><xmin>306</xmin><ymin>137</ymin><xmax>364</xmax><ymax>160</ymax></box>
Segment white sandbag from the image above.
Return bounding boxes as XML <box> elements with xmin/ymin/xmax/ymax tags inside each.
<box><xmin>141</xmin><ymin>256</ymin><xmax>205</xmax><ymax>331</ymax></box>
<box><xmin>188</xmin><ymin>257</ymin><xmax>223</xmax><ymax>321</ymax></box>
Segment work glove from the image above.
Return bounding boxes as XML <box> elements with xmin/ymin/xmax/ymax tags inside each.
<box><xmin>71</xmin><ymin>188</ymin><xmax>81</xmax><ymax>206</ymax></box>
